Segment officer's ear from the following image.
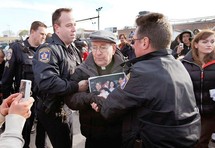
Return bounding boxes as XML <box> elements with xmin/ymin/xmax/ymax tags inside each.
<box><xmin>54</xmin><ymin>24</ymin><xmax>60</xmax><ymax>33</ymax></box>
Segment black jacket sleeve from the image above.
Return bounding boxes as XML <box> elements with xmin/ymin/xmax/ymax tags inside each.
<box><xmin>1</xmin><ymin>43</ymin><xmax>21</xmax><ymax>98</ymax></box>
<box><xmin>64</xmin><ymin>92</ymin><xmax>98</xmax><ymax>110</ymax></box>
<box><xmin>32</xmin><ymin>46</ymin><xmax>78</xmax><ymax>96</ymax></box>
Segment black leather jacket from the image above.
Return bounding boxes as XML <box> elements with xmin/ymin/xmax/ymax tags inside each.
<box><xmin>98</xmin><ymin>49</ymin><xmax>201</xmax><ymax>148</ymax></box>
<box><xmin>2</xmin><ymin>39</ymin><xmax>36</xmax><ymax>98</ymax></box>
<box><xmin>33</xmin><ymin>33</ymin><xmax>81</xmax><ymax>113</ymax></box>
<box><xmin>181</xmin><ymin>51</ymin><xmax>215</xmax><ymax>115</ymax></box>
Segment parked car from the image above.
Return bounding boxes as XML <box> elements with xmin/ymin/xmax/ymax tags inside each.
<box><xmin>3</xmin><ymin>45</ymin><xmax>9</xmax><ymax>55</ymax></box>
<box><xmin>0</xmin><ymin>42</ymin><xmax>8</xmax><ymax>49</ymax></box>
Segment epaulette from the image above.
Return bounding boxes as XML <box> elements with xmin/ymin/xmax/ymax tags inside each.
<box><xmin>16</xmin><ymin>40</ymin><xmax>29</xmax><ymax>53</ymax></box>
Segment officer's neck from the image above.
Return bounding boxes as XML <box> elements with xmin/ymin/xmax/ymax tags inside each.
<box><xmin>28</xmin><ymin>37</ymin><xmax>39</xmax><ymax>48</ymax></box>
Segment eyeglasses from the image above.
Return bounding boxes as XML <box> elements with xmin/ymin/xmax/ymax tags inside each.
<box><xmin>132</xmin><ymin>38</ymin><xmax>142</xmax><ymax>42</ymax></box>
<box><xmin>91</xmin><ymin>45</ymin><xmax>110</xmax><ymax>53</ymax></box>
<box><xmin>133</xmin><ymin>37</ymin><xmax>150</xmax><ymax>44</ymax></box>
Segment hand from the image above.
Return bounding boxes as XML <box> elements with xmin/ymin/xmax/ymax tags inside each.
<box><xmin>91</xmin><ymin>102</ymin><xmax>100</xmax><ymax>112</ymax></box>
<box><xmin>78</xmin><ymin>80</ymin><xmax>88</xmax><ymax>92</ymax></box>
<box><xmin>9</xmin><ymin>94</ymin><xmax>34</xmax><ymax>119</ymax></box>
<box><xmin>0</xmin><ymin>93</ymin><xmax>20</xmax><ymax>116</ymax></box>
<box><xmin>176</xmin><ymin>44</ymin><xmax>184</xmax><ymax>54</ymax></box>
<box><xmin>90</xmin><ymin>95</ymin><xmax>105</xmax><ymax>112</ymax></box>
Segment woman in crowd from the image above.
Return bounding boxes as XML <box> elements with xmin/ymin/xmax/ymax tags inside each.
<box><xmin>181</xmin><ymin>29</ymin><xmax>215</xmax><ymax>147</ymax></box>
<box><xmin>118</xmin><ymin>33</ymin><xmax>135</xmax><ymax>60</ymax></box>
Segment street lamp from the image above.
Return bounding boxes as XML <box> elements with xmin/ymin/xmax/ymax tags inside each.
<box><xmin>96</xmin><ymin>7</ymin><xmax>103</xmax><ymax>30</ymax></box>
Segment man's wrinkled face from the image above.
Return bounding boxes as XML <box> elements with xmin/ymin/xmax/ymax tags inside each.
<box><xmin>91</xmin><ymin>41</ymin><xmax>116</xmax><ymax>67</ymax></box>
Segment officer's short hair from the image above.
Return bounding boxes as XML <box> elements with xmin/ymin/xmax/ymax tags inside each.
<box><xmin>52</xmin><ymin>8</ymin><xmax>72</xmax><ymax>27</ymax></box>
<box><xmin>30</xmin><ymin>21</ymin><xmax>47</xmax><ymax>31</ymax></box>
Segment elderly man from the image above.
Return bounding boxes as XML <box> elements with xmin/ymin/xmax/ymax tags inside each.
<box><xmin>65</xmin><ymin>30</ymin><xmax>128</xmax><ymax>148</ymax></box>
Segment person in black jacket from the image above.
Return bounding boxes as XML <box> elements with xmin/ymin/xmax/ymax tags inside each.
<box><xmin>181</xmin><ymin>29</ymin><xmax>215</xmax><ymax>148</ymax></box>
<box><xmin>0</xmin><ymin>49</ymin><xmax>5</xmax><ymax>102</ymax></box>
<box><xmin>172</xmin><ymin>29</ymin><xmax>194</xmax><ymax>59</ymax></box>
<box><xmin>32</xmin><ymin>8</ymin><xmax>88</xmax><ymax>148</ymax></box>
<box><xmin>1</xmin><ymin>21</ymin><xmax>47</xmax><ymax>148</ymax></box>
<box><xmin>65</xmin><ymin>30</ymin><xmax>128</xmax><ymax>148</ymax></box>
<box><xmin>92</xmin><ymin>12</ymin><xmax>201</xmax><ymax>148</ymax></box>
<box><xmin>118</xmin><ymin>34</ymin><xmax>135</xmax><ymax>60</ymax></box>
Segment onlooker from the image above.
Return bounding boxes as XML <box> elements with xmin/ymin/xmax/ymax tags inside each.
<box><xmin>65</xmin><ymin>30</ymin><xmax>128</xmax><ymax>148</ymax></box>
<box><xmin>193</xmin><ymin>29</ymin><xmax>201</xmax><ymax>36</ymax></box>
<box><xmin>74</xmin><ymin>39</ymin><xmax>89</xmax><ymax>61</ymax></box>
<box><xmin>0</xmin><ymin>93</ymin><xmax>34</xmax><ymax>148</ymax></box>
<box><xmin>0</xmin><ymin>49</ymin><xmax>5</xmax><ymax>81</ymax></box>
<box><xmin>172</xmin><ymin>29</ymin><xmax>194</xmax><ymax>59</ymax></box>
<box><xmin>79</xmin><ymin>41</ymin><xmax>89</xmax><ymax>61</ymax></box>
<box><xmin>32</xmin><ymin>8</ymin><xmax>88</xmax><ymax>148</ymax></box>
<box><xmin>181</xmin><ymin>29</ymin><xmax>215</xmax><ymax>148</ymax></box>
<box><xmin>92</xmin><ymin>12</ymin><xmax>201</xmax><ymax>147</ymax></box>
<box><xmin>45</xmin><ymin>32</ymin><xmax>52</xmax><ymax>42</ymax></box>
<box><xmin>118</xmin><ymin>33</ymin><xmax>135</xmax><ymax>60</ymax></box>
<box><xmin>170</xmin><ymin>34</ymin><xmax>181</xmax><ymax>50</ymax></box>
<box><xmin>0</xmin><ymin>49</ymin><xmax>5</xmax><ymax>102</ymax></box>
<box><xmin>1</xmin><ymin>21</ymin><xmax>47</xmax><ymax>148</ymax></box>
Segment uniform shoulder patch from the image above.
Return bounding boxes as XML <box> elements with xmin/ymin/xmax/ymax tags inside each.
<box><xmin>6</xmin><ymin>48</ymin><xmax>13</xmax><ymax>60</ymax></box>
<box><xmin>38</xmin><ymin>47</ymin><xmax>51</xmax><ymax>63</ymax></box>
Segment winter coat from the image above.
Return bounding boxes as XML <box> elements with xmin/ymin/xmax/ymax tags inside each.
<box><xmin>65</xmin><ymin>50</ymin><xmax>127</xmax><ymax>145</ymax></box>
<box><xmin>181</xmin><ymin>51</ymin><xmax>215</xmax><ymax>115</ymax></box>
<box><xmin>98</xmin><ymin>49</ymin><xmax>201</xmax><ymax>148</ymax></box>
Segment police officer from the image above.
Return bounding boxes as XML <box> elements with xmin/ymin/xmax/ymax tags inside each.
<box><xmin>1</xmin><ymin>21</ymin><xmax>47</xmax><ymax>148</ymax></box>
<box><xmin>32</xmin><ymin>8</ymin><xmax>88</xmax><ymax>148</ymax></box>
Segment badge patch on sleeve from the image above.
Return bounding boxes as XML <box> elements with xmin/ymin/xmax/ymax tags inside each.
<box><xmin>38</xmin><ymin>48</ymin><xmax>51</xmax><ymax>63</ymax></box>
<box><xmin>6</xmin><ymin>48</ymin><xmax>13</xmax><ymax>60</ymax></box>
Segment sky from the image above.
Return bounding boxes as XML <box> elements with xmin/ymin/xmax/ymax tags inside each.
<box><xmin>0</xmin><ymin>0</ymin><xmax>215</xmax><ymax>36</ymax></box>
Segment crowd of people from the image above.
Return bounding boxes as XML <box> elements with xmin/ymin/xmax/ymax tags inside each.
<box><xmin>0</xmin><ymin>7</ymin><xmax>215</xmax><ymax>148</ymax></box>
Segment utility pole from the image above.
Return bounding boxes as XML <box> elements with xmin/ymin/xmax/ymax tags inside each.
<box><xmin>96</xmin><ymin>7</ymin><xmax>103</xmax><ymax>30</ymax></box>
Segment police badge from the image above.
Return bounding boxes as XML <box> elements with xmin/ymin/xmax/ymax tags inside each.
<box><xmin>38</xmin><ymin>47</ymin><xmax>51</xmax><ymax>63</ymax></box>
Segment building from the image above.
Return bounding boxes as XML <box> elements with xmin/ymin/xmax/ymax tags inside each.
<box><xmin>117</xmin><ymin>16</ymin><xmax>215</xmax><ymax>41</ymax></box>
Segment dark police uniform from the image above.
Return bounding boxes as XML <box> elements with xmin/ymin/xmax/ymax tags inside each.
<box><xmin>1</xmin><ymin>39</ymin><xmax>36</xmax><ymax>148</ymax></box>
<box><xmin>32</xmin><ymin>33</ymin><xmax>81</xmax><ymax>148</ymax></box>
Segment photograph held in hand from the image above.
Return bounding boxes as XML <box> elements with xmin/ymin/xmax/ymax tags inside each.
<box><xmin>19</xmin><ymin>79</ymin><xmax>32</xmax><ymax>101</ymax></box>
<box><xmin>88</xmin><ymin>72</ymin><xmax>127</xmax><ymax>98</ymax></box>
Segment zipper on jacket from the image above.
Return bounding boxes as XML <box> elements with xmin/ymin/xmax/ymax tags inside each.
<box><xmin>182</xmin><ymin>59</ymin><xmax>204</xmax><ymax>112</ymax></box>
<box><xmin>200</xmin><ymin>70</ymin><xmax>203</xmax><ymax>112</ymax></box>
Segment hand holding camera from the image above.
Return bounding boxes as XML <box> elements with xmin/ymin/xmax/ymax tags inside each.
<box><xmin>176</xmin><ymin>43</ymin><xmax>184</xmax><ymax>55</ymax></box>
